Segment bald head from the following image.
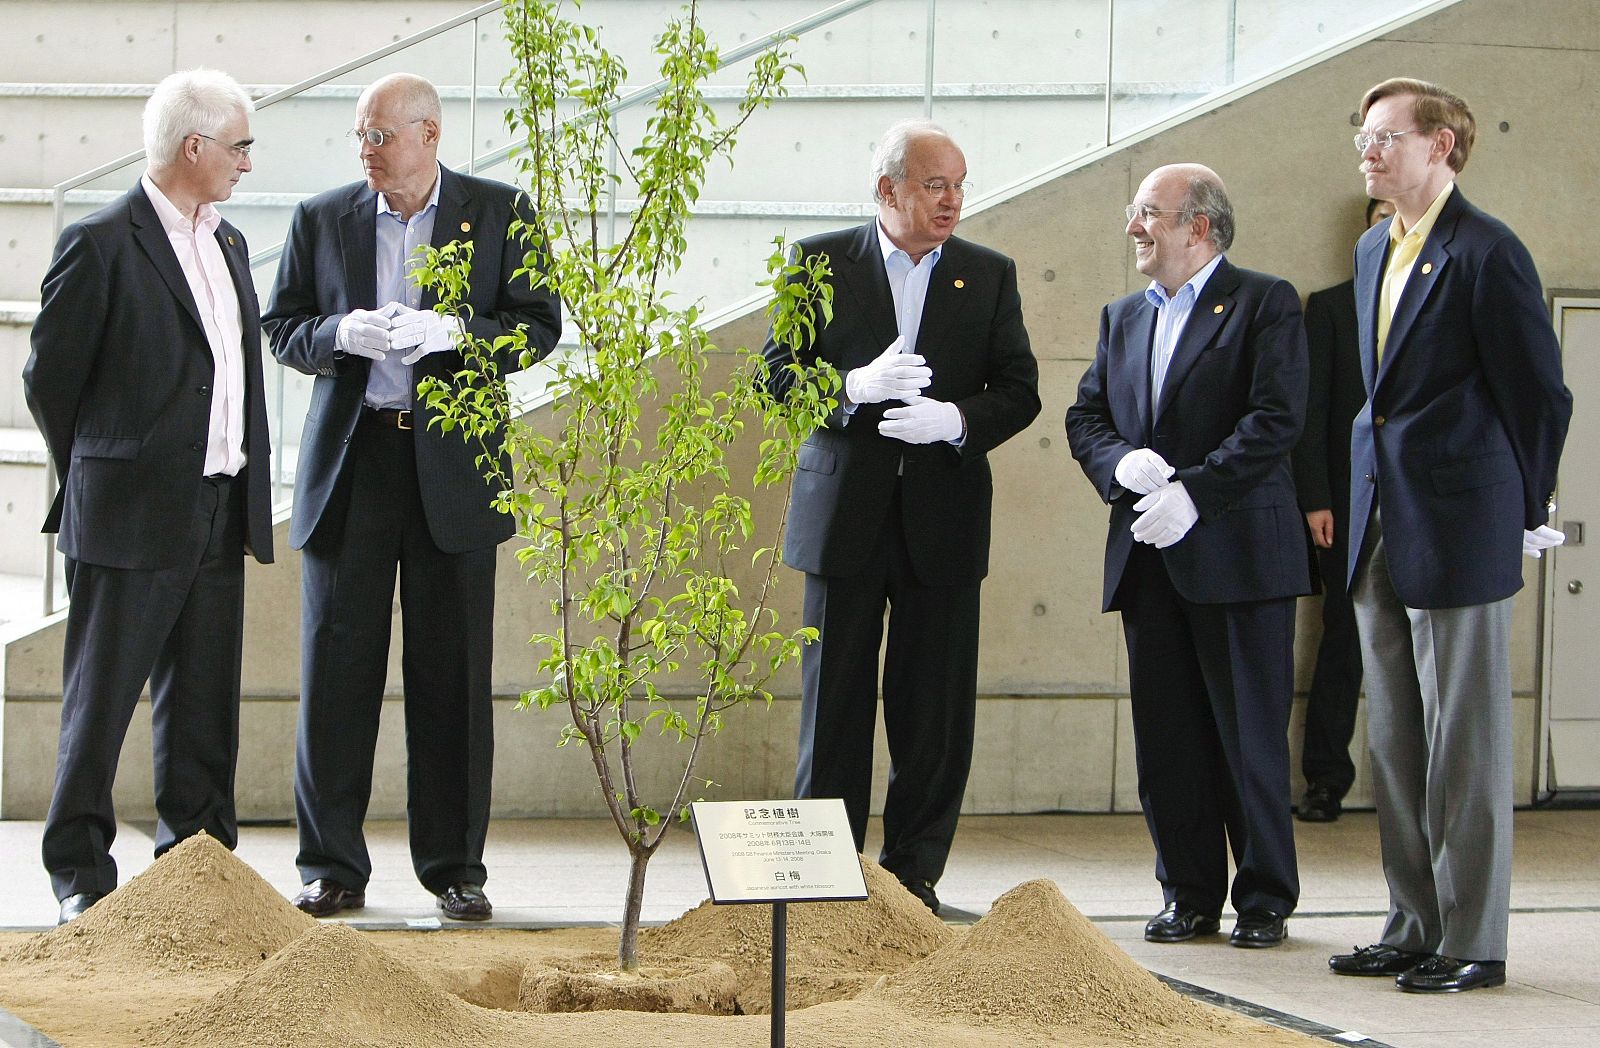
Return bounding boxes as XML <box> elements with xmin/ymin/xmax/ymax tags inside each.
<box><xmin>1127</xmin><ymin>163</ymin><xmax>1235</xmax><ymax>294</ymax></box>
<box><xmin>354</xmin><ymin>73</ymin><xmax>443</xmax><ymax>218</ymax></box>
<box><xmin>359</xmin><ymin>73</ymin><xmax>442</xmax><ymax>126</ymax></box>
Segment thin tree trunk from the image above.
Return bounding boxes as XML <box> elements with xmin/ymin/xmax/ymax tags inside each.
<box><xmin>618</xmin><ymin>843</ymin><xmax>652</xmax><ymax>971</ymax></box>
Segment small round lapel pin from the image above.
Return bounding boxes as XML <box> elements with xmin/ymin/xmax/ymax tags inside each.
<box><xmin>953</xmin><ymin>279</ymin><xmax>965</xmax><ymax>289</ymax></box>
<box><xmin>1421</xmin><ymin>262</ymin><xmax>1433</xmax><ymax>275</ymax></box>
<box><xmin>1213</xmin><ymin>304</ymin><xmax>1224</xmax><ymax>314</ymax></box>
<box><xmin>460</xmin><ymin>221</ymin><xmax>472</xmax><ymax>233</ymax></box>
<box><xmin>226</xmin><ymin>235</ymin><xmax>235</xmax><ymax>246</ymax></box>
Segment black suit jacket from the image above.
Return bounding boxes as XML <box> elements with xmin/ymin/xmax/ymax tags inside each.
<box><xmin>263</xmin><ymin>167</ymin><xmax>562</xmax><ymax>554</ymax></box>
<box><xmin>1292</xmin><ymin>279</ymin><xmax>1366</xmax><ymax>521</ymax></box>
<box><xmin>1347</xmin><ymin>187</ymin><xmax>1571</xmax><ymax>607</ymax></box>
<box><xmin>24</xmin><ymin>181</ymin><xmax>274</xmax><ymax>570</ymax></box>
<box><xmin>1066</xmin><ymin>257</ymin><xmax>1310</xmax><ymax>610</ymax></box>
<box><xmin>762</xmin><ymin>222</ymin><xmax>1040</xmax><ymax>585</ymax></box>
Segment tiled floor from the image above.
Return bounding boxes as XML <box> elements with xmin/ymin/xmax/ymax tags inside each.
<box><xmin>1</xmin><ymin>809</ymin><xmax>1596</xmax><ymax>1046</ymax></box>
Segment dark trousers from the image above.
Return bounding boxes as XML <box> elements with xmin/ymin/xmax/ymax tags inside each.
<box><xmin>1301</xmin><ymin>537</ymin><xmax>1363</xmax><ymax>797</ymax></box>
<box><xmin>794</xmin><ymin>488</ymin><xmax>980</xmax><ymax>887</ymax></box>
<box><xmin>1118</xmin><ymin>543</ymin><xmax>1299</xmax><ymax>918</ymax></box>
<box><xmin>43</xmin><ymin>476</ymin><xmax>245</xmax><ymax>900</ymax></box>
<box><xmin>294</xmin><ymin>417</ymin><xmax>496</xmax><ymax>895</ymax></box>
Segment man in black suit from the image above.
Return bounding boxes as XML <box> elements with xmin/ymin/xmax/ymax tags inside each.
<box><xmin>1291</xmin><ymin>196</ymin><xmax>1395</xmax><ymax>823</ymax></box>
<box><xmin>1067</xmin><ymin>164</ymin><xmax>1308</xmax><ymax>949</ymax></box>
<box><xmin>24</xmin><ymin>69</ymin><xmax>274</xmax><ymax>925</ymax></box>
<box><xmin>264</xmin><ymin>73</ymin><xmax>560</xmax><ymax>921</ymax></box>
<box><xmin>763</xmin><ymin>120</ymin><xmax>1040</xmax><ymax>913</ymax></box>
<box><xmin>1329</xmin><ymin>78</ymin><xmax>1569</xmax><ymax>993</ymax></box>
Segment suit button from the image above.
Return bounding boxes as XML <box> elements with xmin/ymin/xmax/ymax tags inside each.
<box><xmin>1365</xmin><ymin>473</ymin><xmax>1375</xmax><ymax>482</ymax></box>
<box><xmin>198</xmin><ymin>385</ymin><xmax>210</xmax><ymax>396</ymax></box>
<box><xmin>191</xmin><ymin>440</ymin><xmax>204</xmax><ymax>452</ymax></box>
<box><xmin>1374</xmin><ymin>415</ymin><xmax>1386</xmax><ymax>426</ymax></box>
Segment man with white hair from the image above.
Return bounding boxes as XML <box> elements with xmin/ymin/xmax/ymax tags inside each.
<box><xmin>762</xmin><ymin>120</ymin><xmax>1040</xmax><ymax>913</ymax></box>
<box><xmin>24</xmin><ymin>68</ymin><xmax>273</xmax><ymax>925</ymax></box>
<box><xmin>265</xmin><ymin>73</ymin><xmax>560</xmax><ymax>921</ymax></box>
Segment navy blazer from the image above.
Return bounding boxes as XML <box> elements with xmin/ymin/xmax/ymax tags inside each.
<box><xmin>24</xmin><ymin>182</ymin><xmax>275</xmax><ymax>570</ymax></box>
<box><xmin>762</xmin><ymin>222</ymin><xmax>1040</xmax><ymax>585</ymax></box>
<box><xmin>264</xmin><ymin>168</ymin><xmax>561</xmax><ymax>554</ymax></box>
<box><xmin>1347</xmin><ymin>188</ymin><xmax>1571</xmax><ymax>608</ymax></box>
<box><xmin>1067</xmin><ymin>257</ymin><xmax>1311</xmax><ymax>610</ymax></box>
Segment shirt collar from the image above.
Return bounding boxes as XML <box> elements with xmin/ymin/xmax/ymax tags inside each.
<box><xmin>1145</xmin><ymin>252</ymin><xmax>1224</xmax><ymax>309</ymax></box>
<box><xmin>875</xmin><ymin>219</ymin><xmax>942</xmax><ymax>269</ymax></box>
<box><xmin>1390</xmin><ymin>181</ymin><xmax>1454</xmax><ymax>245</ymax></box>
<box><xmin>377</xmin><ymin>162</ymin><xmax>444</xmax><ymax>220</ymax></box>
<box><xmin>140</xmin><ymin>172</ymin><xmax>221</xmax><ymax>237</ymax></box>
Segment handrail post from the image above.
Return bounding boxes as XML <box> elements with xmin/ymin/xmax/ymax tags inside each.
<box><xmin>470</xmin><ymin>14</ymin><xmax>481</xmax><ymax>174</ymax></box>
<box><xmin>1103</xmin><ymin>0</ymin><xmax>1116</xmax><ymax>146</ymax></box>
<box><xmin>923</xmin><ymin>0</ymin><xmax>935</xmax><ymax>118</ymax></box>
<box><xmin>43</xmin><ymin>184</ymin><xmax>66</xmax><ymax>614</ymax></box>
<box><xmin>1225</xmin><ymin>0</ymin><xmax>1238</xmax><ymax>84</ymax></box>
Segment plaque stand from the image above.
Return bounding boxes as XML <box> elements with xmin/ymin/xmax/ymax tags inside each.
<box><xmin>771</xmin><ymin>901</ymin><xmax>787</xmax><ymax>1047</ymax></box>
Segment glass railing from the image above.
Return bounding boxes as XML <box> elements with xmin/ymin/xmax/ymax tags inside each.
<box><xmin>39</xmin><ymin>0</ymin><xmax>1457</xmax><ymax>611</ymax></box>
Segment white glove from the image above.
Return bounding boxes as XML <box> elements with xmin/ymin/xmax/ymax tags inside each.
<box><xmin>1130</xmin><ymin>480</ymin><xmax>1199</xmax><ymax>548</ymax></box>
<box><xmin>845</xmin><ymin>336</ymin><xmax>931</xmax><ymax>405</ymax></box>
<box><xmin>878</xmin><ymin>396</ymin><xmax>963</xmax><ymax>444</ymax></box>
<box><xmin>335</xmin><ymin>307</ymin><xmax>394</xmax><ymax>361</ymax></box>
<box><xmin>388</xmin><ymin>304</ymin><xmax>464</xmax><ymax>364</ymax></box>
<box><xmin>1523</xmin><ymin>524</ymin><xmax>1565</xmax><ymax>559</ymax></box>
<box><xmin>1114</xmin><ymin>448</ymin><xmax>1176</xmax><ymax>495</ymax></box>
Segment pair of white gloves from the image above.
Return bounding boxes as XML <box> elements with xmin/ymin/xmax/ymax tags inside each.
<box><xmin>1117</xmin><ymin>444</ymin><xmax>1569</xmax><ymax>558</ymax></box>
<box><xmin>1115</xmin><ymin>448</ymin><xmax>1196</xmax><ymax>549</ymax></box>
<box><xmin>336</xmin><ymin>301</ymin><xmax>461</xmax><ymax>365</ymax></box>
<box><xmin>844</xmin><ymin>337</ymin><xmax>964</xmax><ymax>444</ymax></box>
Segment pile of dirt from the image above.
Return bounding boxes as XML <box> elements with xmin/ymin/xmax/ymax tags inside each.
<box><xmin>145</xmin><ymin>922</ymin><xmax>520</xmax><ymax>1048</ymax></box>
<box><xmin>640</xmin><ymin>855</ymin><xmax>951</xmax><ymax>1012</ymax></box>
<box><xmin>519</xmin><ymin>952</ymin><xmax>738</xmax><ymax>1014</ymax></box>
<box><xmin>8</xmin><ymin>833</ymin><xmax>315</xmax><ymax>973</ymax></box>
<box><xmin>870</xmin><ymin>879</ymin><xmax>1225</xmax><ymax>1035</ymax></box>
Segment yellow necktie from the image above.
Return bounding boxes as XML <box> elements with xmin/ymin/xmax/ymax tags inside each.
<box><xmin>1376</xmin><ymin>230</ymin><xmax>1424</xmax><ymax>362</ymax></box>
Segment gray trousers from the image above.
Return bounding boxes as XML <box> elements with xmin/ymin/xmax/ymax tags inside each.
<box><xmin>1353</xmin><ymin>509</ymin><xmax>1514</xmax><ymax>962</ymax></box>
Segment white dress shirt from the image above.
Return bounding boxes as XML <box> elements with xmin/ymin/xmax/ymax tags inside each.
<box><xmin>141</xmin><ymin>173</ymin><xmax>247</xmax><ymax>477</ymax></box>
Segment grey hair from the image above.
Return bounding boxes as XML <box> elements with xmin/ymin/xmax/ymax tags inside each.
<box><xmin>1181</xmin><ymin>173</ymin><xmax>1235</xmax><ymax>252</ymax></box>
<box><xmin>143</xmin><ymin>69</ymin><xmax>254</xmax><ymax>167</ymax></box>
<box><xmin>871</xmin><ymin>119</ymin><xmax>950</xmax><ymax>202</ymax></box>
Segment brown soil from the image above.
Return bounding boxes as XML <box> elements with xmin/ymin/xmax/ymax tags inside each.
<box><xmin>640</xmin><ymin>853</ymin><xmax>952</xmax><ymax>1011</ymax></box>
<box><xmin>519</xmin><ymin>951</ymin><xmax>738</xmax><ymax>1014</ymax></box>
<box><xmin>0</xmin><ymin>837</ymin><xmax>1326</xmax><ymax>1048</ymax></box>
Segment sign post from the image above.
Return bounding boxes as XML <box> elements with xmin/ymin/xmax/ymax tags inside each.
<box><xmin>690</xmin><ymin>799</ymin><xmax>868</xmax><ymax>1048</ymax></box>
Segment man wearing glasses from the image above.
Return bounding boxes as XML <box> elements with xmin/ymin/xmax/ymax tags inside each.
<box><xmin>265</xmin><ymin>73</ymin><xmax>560</xmax><ymax>921</ymax></box>
<box><xmin>762</xmin><ymin>120</ymin><xmax>1039</xmax><ymax>913</ymax></box>
<box><xmin>1329</xmin><ymin>78</ymin><xmax>1570</xmax><ymax>993</ymax></box>
<box><xmin>1067</xmin><ymin>164</ymin><xmax>1308</xmax><ymax>950</ymax></box>
<box><xmin>25</xmin><ymin>69</ymin><xmax>274</xmax><ymax>925</ymax></box>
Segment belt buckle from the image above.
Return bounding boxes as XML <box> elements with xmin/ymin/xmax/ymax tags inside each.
<box><xmin>396</xmin><ymin>409</ymin><xmax>412</xmax><ymax>431</ymax></box>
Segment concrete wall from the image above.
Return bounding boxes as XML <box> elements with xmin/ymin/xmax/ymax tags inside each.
<box><xmin>4</xmin><ymin>0</ymin><xmax>1595</xmax><ymax>820</ymax></box>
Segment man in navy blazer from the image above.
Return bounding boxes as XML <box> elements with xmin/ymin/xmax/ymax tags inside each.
<box><xmin>1329</xmin><ymin>79</ymin><xmax>1570</xmax><ymax>993</ymax></box>
<box><xmin>763</xmin><ymin>121</ymin><xmax>1040</xmax><ymax>913</ymax></box>
<box><xmin>264</xmin><ymin>73</ymin><xmax>560</xmax><ymax>922</ymax></box>
<box><xmin>24</xmin><ymin>70</ymin><xmax>274</xmax><ymax>925</ymax></box>
<box><xmin>1067</xmin><ymin>164</ymin><xmax>1308</xmax><ymax>949</ymax></box>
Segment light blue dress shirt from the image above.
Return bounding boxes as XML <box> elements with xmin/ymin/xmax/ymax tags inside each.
<box><xmin>1144</xmin><ymin>252</ymin><xmax>1224</xmax><ymax>408</ymax></box>
<box><xmin>365</xmin><ymin>162</ymin><xmax>443</xmax><ymax>409</ymax></box>
<box><xmin>876</xmin><ymin>219</ymin><xmax>942</xmax><ymax>357</ymax></box>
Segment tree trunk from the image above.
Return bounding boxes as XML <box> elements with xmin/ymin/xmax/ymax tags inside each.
<box><xmin>617</xmin><ymin>843</ymin><xmax>652</xmax><ymax>971</ymax></box>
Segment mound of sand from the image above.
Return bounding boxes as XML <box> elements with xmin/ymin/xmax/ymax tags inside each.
<box><xmin>870</xmin><ymin>879</ymin><xmax>1224</xmax><ymax>1034</ymax></box>
<box><xmin>146</xmin><ymin>922</ymin><xmax>518</xmax><ymax>1048</ymax></box>
<box><xmin>641</xmin><ymin>855</ymin><xmax>951</xmax><ymax>1012</ymax></box>
<box><xmin>10</xmin><ymin>833</ymin><xmax>315</xmax><ymax>973</ymax></box>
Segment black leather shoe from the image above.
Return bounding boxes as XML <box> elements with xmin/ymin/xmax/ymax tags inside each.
<box><xmin>1230</xmin><ymin>908</ymin><xmax>1288</xmax><ymax>948</ymax></box>
<box><xmin>1296</xmin><ymin>782</ymin><xmax>1342</xmax><ymax>822</ymax></box>
<box><xmin>1329</xmin><ymin>942</ymin><xmax>1430</xmax><ymax>976</ymax></box>
<box><xmin>437</xmin><ymin>882</ymin><xmax>492</xmax><ymax>921</ymax></box>
<box><xmin>57</xmin><ymin>891</ymin><xmax>104</xmax><ymax>925</ymax></box>
<box><xmin>1144</xmin><ymin>902</ymin><xmax>1221</xmax><ymax>943</ymax></box>
<box><xmin>898</xmin><ymin>877</ymin><xmax>940</xmax><ymax>915</ymax></box>
<box><xmin>292</xmin><ymin>878</ymin><xmax>365</xmax><ymax>917</ymax></box>
<box><xmin>1396</xmin><ymin>955</ymin><xmax>1506</xmax><ymax>993</ymax></box>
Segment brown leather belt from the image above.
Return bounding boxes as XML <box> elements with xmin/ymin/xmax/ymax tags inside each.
<box><xmin>361</xmin><ymin>407</ymin><xmax>413</xmax><ymax>430</ymax></box>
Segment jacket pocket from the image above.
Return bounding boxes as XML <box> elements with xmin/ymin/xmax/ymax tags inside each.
<box><xmin>797</xmin><ymin>442</ymin><xmax>836</xmax><ymax>475</ymax></box>
<box><xmin>1431</xmin><ymin>451</ymin><xmax>1515</xmax><ymax>495</ymax></box>
<box><xmin>72</xmin><ymin>435</ymin><xmax>141</xmax><ymax>460</ymax></box>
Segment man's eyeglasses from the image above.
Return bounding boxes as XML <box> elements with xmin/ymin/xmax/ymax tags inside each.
<box><xmin>913</xmin><ymin>179</ymin><xmax>972</xmax><ymax>198</ymax></box>
<box><xmin>348</xmin><ymin>119</ymin><xmax>425</xmax><ymax>149</ymax></box>
<box><xmin>194</xmin><ymin>133</ymin><xmax>252</xmax><ymax>158</ymax></box>
<box><xmin>1124</xmin><ymin>204</ymin><xmax>1189</xmax><ymax>224</ymax></box>
<box><xmin>1353</xmin><ymin>128</ymin><xmax>1419</xmax><ymax>153</ymax></box>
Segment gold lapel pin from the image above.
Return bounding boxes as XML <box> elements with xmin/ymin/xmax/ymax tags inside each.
<box><xmin>953</xmin><ymin>279</ymin><xmax>965</xmax><ymax>289</ymax></box>
<box><xmin>460</xmin><ymin>221</ymin><xmax>471</xmax><ymax>233</ymax></box>
<box><xmin>1421</xmin><ymin>262</ymin><xmax>1433</xmax><ymax>275</ymax></box>
<box><xmin>226</xmin><ymin>235</ymin><xmax>235</xmax><ymax>246</ymax></box>
<box><xmin>1213</xmin><ymin>304</ymin><xmax>1224</xmax><ymax>314</ymax></box>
